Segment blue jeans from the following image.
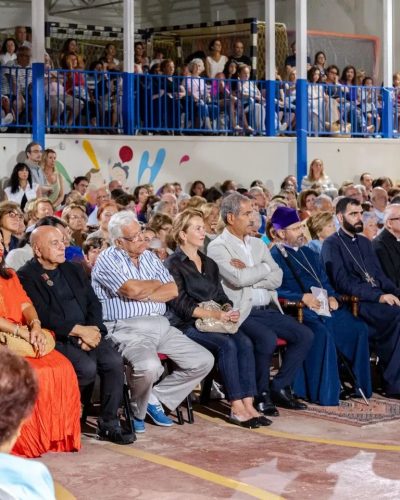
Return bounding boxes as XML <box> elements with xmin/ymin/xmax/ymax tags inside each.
<box><xmin>184</xmin><ymin>327</ymin><xmax>257</xmax><ymax>401</ymax></box>
<box><xmin>240</xmin><ymin>307</ymin><xmax>314</xmax><ymax>395</ymax></box>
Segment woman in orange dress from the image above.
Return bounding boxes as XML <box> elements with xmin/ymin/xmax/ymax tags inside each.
<box><xmin>0</xmin><ymin>231</ymin><xmax>81</xmax><ymax>458</ymax></box>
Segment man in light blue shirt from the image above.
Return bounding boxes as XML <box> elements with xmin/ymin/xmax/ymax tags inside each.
<box><xmin>92</xmin><ymin>210</ymin><xmax>213</xmax><ymax>433</ymax></box>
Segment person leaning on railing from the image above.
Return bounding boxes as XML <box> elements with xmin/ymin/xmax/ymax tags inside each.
<box><xmin>5</xmin><ymin>46</ymin><xmax>32</xmax><ymax>125</ymax></box>
<box><xmin>151</xmin><ymin>59</ymin><xmax>185</xmax><ymax>131</ymax></box>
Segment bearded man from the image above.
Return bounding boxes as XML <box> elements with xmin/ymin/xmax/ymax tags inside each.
<box><xmin>321</xmin><ymin>197</ymin><xmax>400</xmax><ymax>398</ymax></box>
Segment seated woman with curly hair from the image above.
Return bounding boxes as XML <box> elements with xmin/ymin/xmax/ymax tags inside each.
<box><xmin>165</xmin><ymin>209</ymin><xmax>271</xmax><ymax>428</ymax></box>
<box><xmin>0</xmin><ymin>230</ymin><xmax>81</xmax><ymax>458</ymax></box>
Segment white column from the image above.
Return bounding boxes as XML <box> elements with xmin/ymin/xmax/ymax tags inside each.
<box><xmin>295</xmin><ymin>0</ymin><xmax>307</xmax><ymax>80</ymax></box>
<box><xmin>31</xmin><ymin>0</ymin><xmax>45</xmax><ymax>62</ymax></box>
<box><xmin>265</xmin><ymin>0</ymin><xmax>275</xmax><ymax>80</ymax></box>
<box><xmin>124</xmin><ymin>0</ymin><xmax>135</xmax><ymax>73</ymax></box>
<box><xmin>383</xmin><ymin>0</ymin><xmax>393</xmax><ymax>87</ymax></box>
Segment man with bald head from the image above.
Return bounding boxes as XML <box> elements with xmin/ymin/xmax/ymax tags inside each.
<box><xmin>18</xmin><ymin>226</ymin><xmax>134</xmax><ymax>445</ymax></box>
<box><xmin>373</xmin><ymin>204</ymin><xmax>400</xmax><ymax>287</ymax></box>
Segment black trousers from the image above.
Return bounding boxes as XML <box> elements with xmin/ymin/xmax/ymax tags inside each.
<box><xmin>56</xmin><ymin>337</ymin><xmax>124</xmax><ymax>424</ymax></box>
<box><xmin>240</xmin><ymin>307</ymin><xmax>314</xmax><ymax>395</ymax></box>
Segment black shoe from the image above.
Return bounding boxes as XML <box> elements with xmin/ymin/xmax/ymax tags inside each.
<box><xmin>229</xmin><ymin>414</ymin><xmax>260</xmax><ymax>429</ymax></box>
<box><xmin>96</xmin><ymin>424</ymin><xmax>136</xmax><ymax>445</ymax></box>
<box><xmin>271</xmin><ymin>388</ymin><xmax>307</xmax><ymax>410</ymax></box>
<box><xmin>257</xmin><ymin>415</ymin><xmax>273</xmax><ymax>426</ymax></box>
<box><xmin>254</xmin><ymin>392</ymin><xmax>280</xmax><ymax>417</ymax></box>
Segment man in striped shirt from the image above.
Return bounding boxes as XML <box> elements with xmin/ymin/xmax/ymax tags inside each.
<box><xmin>92</xmin><ymin>211</ymin><xmax>213</xmax><ymax>433</ymax></box>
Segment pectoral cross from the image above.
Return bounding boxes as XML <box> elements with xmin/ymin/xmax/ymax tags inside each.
<box><xmin>365</xmin><ymin>272</ymin><xmax>377</xmax><ymax>287</ymax></box>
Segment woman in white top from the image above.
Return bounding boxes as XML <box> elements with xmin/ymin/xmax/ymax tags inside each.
<box><xmin>4</xmin><ymin>163</ymin><xmax>40</xmax><ymax>211</ymax></box>
<box><xmin>0</xmin><ymin>38</ymin><xmax>17</xmax><ymax>65</ymax></box>
<box><xmin>205</xmin><ymin>39</ymin><xmax>228</xmax><ymax>79</ymax></box>
<box><xmin>301</xmin><ymin>158</ymin><xmax>335</xmax><ymax>192</ymax></box>
<box><xmin>40</xmin><ymin>148</ymin><xmax>64</xmax><ymax>208</ymax></box>
<box><xmin>187</xmin><ymin>59</ymin><xmax>212</xmax><ymax>130</ymax></box>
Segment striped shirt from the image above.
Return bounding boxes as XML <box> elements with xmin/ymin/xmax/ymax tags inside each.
<box><xmin>91</xmin><ymin>246</ymin><xmax>174</xmax><ymax>320</ymax></box>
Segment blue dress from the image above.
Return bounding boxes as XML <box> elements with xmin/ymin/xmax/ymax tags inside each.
<box><xmin>271</xmin><ymin>244</ymin><xmax>372</xmax><ymax>405</ymax></box>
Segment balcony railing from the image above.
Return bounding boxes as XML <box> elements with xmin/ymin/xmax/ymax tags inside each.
<box><xmin>0</xmin><ymin>67</ymin><xmax>397</xmax><ymax>139</ymax></box>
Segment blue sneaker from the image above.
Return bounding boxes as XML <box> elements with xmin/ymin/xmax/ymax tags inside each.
<box><xmin>133</xmin><ymin>418</ymin><xmax>145</xmax><ymax>433</ymax></box>
<box><xmin>146</xmin><ymin>403</ymin><xmax>173</xmax><ymax>427</ymax></box>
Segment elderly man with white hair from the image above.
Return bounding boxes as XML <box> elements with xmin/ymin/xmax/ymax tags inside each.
<box><xmin>91</xmin><ymin>210</ymin><xmax>213</xmax><ymax>434</ymax></box>
<box><xmin>372</xmin><ymin>203</ymin><xmax>400</xmax><ymax>287</ymax></box>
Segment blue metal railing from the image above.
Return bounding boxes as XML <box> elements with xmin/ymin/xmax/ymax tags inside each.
<box><xmin>0</xmin><ymin>66</ymin><xmax>32</xmax><ymax>130</ymax></box>
<box><xmin>44</xmin><ymin>68</ymin><xmax>124</xmax><ymax>132</ymax></box>
<box><xmin>0</xmin><ymin>67</ymin><xmax>399</xmax><ymax>138</ymax></box>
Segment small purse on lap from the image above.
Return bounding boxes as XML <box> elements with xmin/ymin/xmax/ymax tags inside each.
<box><xmin>195</xmin><ymin>300</ymin><xmax>239</xmax><ymax>335</ymax></box>
<box><xmin>0</xmin><ymin>328</ymin><xmax>55</xmax><ymax>358</ymax></box>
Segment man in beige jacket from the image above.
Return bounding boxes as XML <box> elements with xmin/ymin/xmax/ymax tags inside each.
<box><xmin>208</xmin><ymin>193</ymin><xmax>313</xmax><ymax>416</ymax></box>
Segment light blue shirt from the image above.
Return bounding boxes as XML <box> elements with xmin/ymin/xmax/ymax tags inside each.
<box><xmin>0</xmin><ymin>453</ymin><xmax>55</xmax><ymax>500</ymax></box>
<box><xmin>92</xmin><ymin>246</ymin><xmax>174</xmax><ymax>320</ymax></box>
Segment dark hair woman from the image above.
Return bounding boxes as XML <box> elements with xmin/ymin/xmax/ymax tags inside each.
<box><xmin>4</xmin><ymin>163</ymin><xmax>39</xmax><ymax>211</ymax></box>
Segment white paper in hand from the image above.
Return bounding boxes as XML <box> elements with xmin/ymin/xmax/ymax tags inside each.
<box><xmin>310</xmin><ymin>286</ymin><xmax>331</xmax><ymax>317</ymax></box>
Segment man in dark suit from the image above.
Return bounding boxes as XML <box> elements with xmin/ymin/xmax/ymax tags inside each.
<box><xmin>18</xmin><ymin>226</ymin><xmax>134</xmax><ymax>445</ymax></box>
<box><xmin>372</xmin><ymin>203</ymin><xmax>400</xmax><ymax>288</ymax></box>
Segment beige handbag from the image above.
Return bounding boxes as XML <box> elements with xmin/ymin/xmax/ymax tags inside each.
<box><xmin>195</xmin><ymin>301</ymin><xmax>239</xmax><ymax>335</ymax></box>
<box><xmin>0</xmin><ymin>328</ymin><xmax>55</xmax><ymax>358</ymax></box>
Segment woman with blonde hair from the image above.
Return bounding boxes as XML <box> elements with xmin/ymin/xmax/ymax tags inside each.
<box><xmin>187</xmin><ymin>195</ymin><xmax>207</xmax><ymax>209</ymax></box>
<box><xmin>165</xmin><ymin>209</ymin><xmax>269</xmax><ymax>428</ymax></box>
<box><xmin>40</xmin><ymin>149</ymin><xmax>64</xmax><ymax>208</ymax></box>
<box><xmin>306</xmin><ymin>211</ymin><xmax>336</xmax><ymax>253</ymax></box>
<box><xmin>201</xmin><ymin>202</ymin><xmax>221</xmax><ymax>250</ymax></box>
<box><xmin>300</xmin><ymin>158</ymin><xmax>335</xmax><ymax>192</ymax></box>
<box><xmin>61</xmin><ymin>203</ymin><xmax>88</xmax><ymax>248</ymax></box>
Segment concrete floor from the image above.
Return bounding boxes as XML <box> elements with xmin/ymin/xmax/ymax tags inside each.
<box><xmin>39</xmin><ymin>402</ymin><xmax>400</xmax><ymax>500</ymax></box>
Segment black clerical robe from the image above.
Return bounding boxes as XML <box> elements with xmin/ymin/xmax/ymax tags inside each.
<box><xmin>321</xmin><ymin>229</ymin><xmax>400</xmax><ymax>395</ymax></box>
<box><xmin>372</xmin><ymin>228</ymin><xmax>400</xmax><ymax>288</ymax></box>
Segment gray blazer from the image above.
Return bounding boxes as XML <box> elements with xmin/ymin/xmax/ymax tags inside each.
<box><xmin>207</xmin><ymin>228</ymin><xmax>283</xmax><ymax>325</ymax></box>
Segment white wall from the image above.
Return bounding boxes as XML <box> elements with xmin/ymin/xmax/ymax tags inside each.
<box><xmin>0</xmin><ymin>134</ymin><xmax>399</xmax><ymax>195</ymax></box>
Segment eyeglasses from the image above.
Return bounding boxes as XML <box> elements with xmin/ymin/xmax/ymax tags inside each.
<box><xmin>69</xmin><ymin>215</ymin><xmax>86</xmax><ymax>220</ymax></box>
<box><xmin>120</xmin><ymin>231</ymin><xmax>143</xmax><ymax>243</ymax></box>
<box><xmin>6</xmin><ymin>211</ymin><xmax>23</xmax><ymax>220</ymax></box>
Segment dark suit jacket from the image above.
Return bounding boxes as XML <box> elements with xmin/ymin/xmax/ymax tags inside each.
<box><xmin>18</xmin><ymin>258</ymin><xmax>106</xmax><ymax>342</ymax></box>
<box><xmin>372</xmin><ymin>228</ymin><xmax>400</xmax><ymax>288</ymax></box>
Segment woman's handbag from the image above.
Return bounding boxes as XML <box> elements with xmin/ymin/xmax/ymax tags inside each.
<box><xmin>0</xmin><ymin>328</ymin><xmax>55</xmax><ymax>358</ymax></box>
<box><xmin>195</xmin><ymin>300</ymin><xmax>239</xmax><ymax>334</ymax></box>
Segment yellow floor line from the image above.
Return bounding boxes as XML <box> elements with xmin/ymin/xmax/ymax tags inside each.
<box><xmin>54</xmin><ymin>481</ymin><xmax>76</xmax><ymax>500</ymax></box>
<box><xmin>106</xmin><ymin>444</ymin><xmax>284</xmax><ymax>500</ymax></box>
<box><xmin>195</xmin><ymin>412</ymin><xmax>400</xmax><ymax>453</ymax></box>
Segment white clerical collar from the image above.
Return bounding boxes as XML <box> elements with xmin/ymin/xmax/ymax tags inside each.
<box><xmin>284</xmin><ymin>244</ymin><xmax>299</xmax><ymax>252</ymax></box>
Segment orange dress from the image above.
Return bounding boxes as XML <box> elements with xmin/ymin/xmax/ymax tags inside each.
<box><xmin>0</xmin><ymin>271</ymin><xmax>81</xmax><ymax>458</ymax></box>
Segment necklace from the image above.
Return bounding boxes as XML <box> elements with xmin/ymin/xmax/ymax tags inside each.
<box><xmin>286</xmin><ymin>247</ymin><xmax>324</xmax><ymax>289</ymax></box>
<box><xmin>338</xmin><ymin>232</ymin><xmax>377</xmax><ymax>287</ymax></box>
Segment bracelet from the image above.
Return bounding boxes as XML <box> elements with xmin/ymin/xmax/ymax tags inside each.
<box><xmin>29</xmin><ymin>319</ymin><xmax>41</xmax><ymax>328</ymax></box>
<box><xmin>13</xmin><ymin>324</ymin><xmax>20</xmax><ymax>337</ymax></box>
